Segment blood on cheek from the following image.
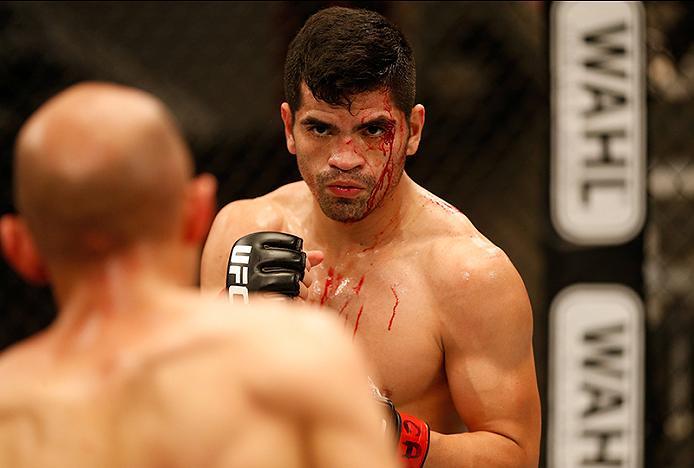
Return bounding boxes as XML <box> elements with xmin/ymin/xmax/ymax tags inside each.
<box><xmin>364</xmin><ymin>123</ymin><xmax>398</xmax><ymax>212</ymax></box>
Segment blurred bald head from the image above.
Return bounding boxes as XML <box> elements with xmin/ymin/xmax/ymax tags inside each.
<box><xmin>14</xmin><ymin>82</ymin><xmax>193</xmax><ymax>263</ymax></box>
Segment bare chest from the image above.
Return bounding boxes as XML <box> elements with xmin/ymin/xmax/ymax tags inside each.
<box><xmin>306</xmin><ymin>252</ymin><xmax>444</xmax><ymax>404</ymax></box>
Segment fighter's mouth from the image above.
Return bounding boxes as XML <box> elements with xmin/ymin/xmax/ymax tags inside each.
<box><xmin>326</xmin><ymin>180</ymin><xmax>365</xmax><ymax>190</ymax></box>
<box><xmin>326</xmin><ymin>182</ymin><xmax>365</xmax><ymax>198</ymax></box>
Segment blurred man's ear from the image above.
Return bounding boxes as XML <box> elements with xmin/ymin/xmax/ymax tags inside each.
<box><xmin>183</xmin><ymin>173</ymin><xmax>217</xmax><ymax>245</ymax></box>
<box><xmin>280</xmin><ymin>102</ymin><xmax>297</xmax><ymax>155</ymax></box>
<box><xmin>0</xmin><ymin>214</ymin><xmax>49</xmax><ymax>284</ymax></box>
<box><xmin>406</xmin><ymin>104</ymin><xmax>426</xmax><ymax>156</ymax></box>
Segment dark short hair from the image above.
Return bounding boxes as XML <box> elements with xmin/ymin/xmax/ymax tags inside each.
<box><xmin>284</xmin><ymin>6</ymin><xmax>416</xmax><ymax>118</ymax></box>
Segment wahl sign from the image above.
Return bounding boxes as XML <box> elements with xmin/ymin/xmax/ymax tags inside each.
<box><xmin>549</xmin><ymin>2</ymin><xmax>645</xmax><ymax>467</ymax></box>
<box><xmin>551</xmin><ymin>0</ymin><xmax>645</xmax><ymax>246</ymax></box>
<box><xmin>549</xmin><ymin>285</ymin><xmax>644</xmax><ymax>467</ymax></box>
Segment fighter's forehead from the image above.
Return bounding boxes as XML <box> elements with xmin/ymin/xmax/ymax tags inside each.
<box><xmin>296</xmin><ymin>83</ymin><xmax>403</xmax><ymax>123</ymax></box>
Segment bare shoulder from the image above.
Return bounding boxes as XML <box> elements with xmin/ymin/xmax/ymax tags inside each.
<box><xmin>0</xmin><ymin>337</ymin><xmax>53</xmax><ymax>454</ymax></box>
<box><xmin>154</xmin><ymin>295</ymin><xmax>363</xmax><ymax>398</ymax></box>
<box><xmin>413</xmin><ymin>187</ymin><xmax>519</xmax><ymax>292</ymax></box>
<box><xmin>214</xmin><ymin>181</ymin><xmax>311</xmax><ymax>232</ymax></box>
<box><xmin>431</xmin><ymin>224</ymin><xmax>511</xmax><ymax>284</ymax></box>
<box><xmin>213</xmin><ymin>191</ymin><xmax>280</xmax><ymax>235</ymax></box>
<box><xmin>151</xmin><ymin>297</ymin><xmax>367</xmax><ymax>418</ymax></box>
<box><xmin>115</xmin><ymin>298</ymin><xmax>387</xmax><ymax>467</ymax></box>
<box><xmin>0</xmin><ymin>335</ymin><xmax>49</xmax><ymax>404</ymax></box>
<box><xmin>423</xmin><ymin>207</ymin><xmax>533</xmax><ymax>342</ymax></box>
<box><xmin>234</xmin><ymin>301</ymin><xmax>365</xmax><ymax>397</ymax></box>
<box><xmin>0</xmin><ymin>353</ymin><xmax>24</xmax><ymax>407</ymax></box>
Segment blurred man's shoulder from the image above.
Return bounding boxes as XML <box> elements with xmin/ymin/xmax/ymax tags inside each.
<box><xmin>204</xmin><ymin>297</ymin><xmax>349</xmax><ymax>371</ymax></box>
<box><xmin>232</xmin><ymin>300</ymin><xmax>365</xmax><ymax>411</ymax></box>
<box><xmin>0</xmin><ymin>333</ymin><xmax>51</xmax><ymax>401</ymax></box>
<box><xmin>138</xmin><ymin>297</ymin><xmax>355</xmax><ymax>412</ymax></box>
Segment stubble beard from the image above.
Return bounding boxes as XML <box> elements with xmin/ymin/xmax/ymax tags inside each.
<box><xmin>310</xmin><ymin>164</ymin><xmax>404</xmax><ymax>223</ymax></box>
<box><xmin>314</xmin><ymin>171</ymin><xmax>374</xmax><ymax>223</ymax></box>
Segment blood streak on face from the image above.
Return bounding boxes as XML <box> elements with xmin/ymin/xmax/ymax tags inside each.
<box><xmin>364</xmin><ymin>93</ymin><xmax>399</xmax><ymax>213</ymax></box>
<box><xmin>388</xmin><ymin>286</ymin><xmax>400</xmax><ymax>331</ymax></box>
<box><xmin>352</xmin><ymin>305</ymin><xmax>365</xmax><ymax>338</ymax></box>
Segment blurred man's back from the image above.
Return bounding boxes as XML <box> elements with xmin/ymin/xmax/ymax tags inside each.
<box><xmin>0</xmin><ymin>82</ymin><xmax>396</xmax><ymax>468</ymax></box>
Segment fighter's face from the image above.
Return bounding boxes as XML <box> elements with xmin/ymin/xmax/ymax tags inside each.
<box><xmin>284</xmin><ymin>84</ymin><xmax>411</xmax><ymax>223</ymax></box>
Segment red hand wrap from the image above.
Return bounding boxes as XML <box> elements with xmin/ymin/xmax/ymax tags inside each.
<box><xmin>398</xmin><ymin>412</ymin><xmax>430</xmax><ymax>468</ymax></box>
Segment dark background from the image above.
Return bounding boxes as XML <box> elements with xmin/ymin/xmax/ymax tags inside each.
<box><xmin>1</xmin><ymin>2</ymin><xmax>692</xmax><ymax>466</ymax></box>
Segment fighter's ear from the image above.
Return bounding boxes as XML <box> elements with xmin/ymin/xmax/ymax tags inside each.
<box><xmin>0</xmin><ymin>214</ymin><xmax>49</xmax><ymax>284</ymax></box>
<box><xmin>280</xmin><ymin>102</ymin><xmax>297</xmax><ymax>155</ymax></box>
<box><xmin>182</xmin><ymin>173</ymin><xmax>217</xmax><ymax>245</ymax></box>
<box><xmin>405</xmin><ymin>104</ymin><xmax>426</xmax><ymax>156</ymax></box>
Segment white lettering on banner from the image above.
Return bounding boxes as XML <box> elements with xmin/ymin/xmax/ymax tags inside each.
<box><xmin>549</xmin><ymin>284</ymin><xmax>643</xmax><ymax>468</ymax></box>
<box><xmin>551</xmin><ymin>1</ymin><xmax>645</xmax><ymax>245</ymax></box>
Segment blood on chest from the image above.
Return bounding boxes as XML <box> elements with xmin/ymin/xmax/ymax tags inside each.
<box><xmin>310</xmin><ymin>267</ymin><xmax>415</xmax><ymax>339</ymax></box>
<box><xmin>309</xmin><ymin>264</ymin><xmax>444</xmax><ymax>407</ymax></box>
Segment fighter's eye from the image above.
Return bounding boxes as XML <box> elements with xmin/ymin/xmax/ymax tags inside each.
<box><xmin>364</xmin><ymin>125</ymin><xmax>385</xmax><ymax>137</ymax></box>
<box><xmin>309</xmin><ymin>124</ymin><xmax>331</xmax><ymax>136</ymax></box>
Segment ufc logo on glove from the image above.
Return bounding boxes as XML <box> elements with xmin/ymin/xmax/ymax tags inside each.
<box><xmin>227</xmin><ymin>244</ymin><xmax>252</xmax><ymax>303</ymax></box>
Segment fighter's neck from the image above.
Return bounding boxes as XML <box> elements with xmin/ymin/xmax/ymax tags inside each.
<box><xmin>309</xmin><ymin>174</ymin><xmax>419</xmax><ymax>251</ymax></box>
<box><xmin>47</xmin><ymin>247</ymin><xmax>189</xmax><ymax>352</ymax></box>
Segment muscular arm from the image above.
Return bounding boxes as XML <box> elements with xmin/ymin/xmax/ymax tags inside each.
<box><xmin>200</xmin><ymin>199</ymin><xmax>283</xmax><ymax>293</ymax></box>
<box><xmin>428</xmin><ymin>248</ymin><xmax>541</xmax><ymax>467</ymax></box>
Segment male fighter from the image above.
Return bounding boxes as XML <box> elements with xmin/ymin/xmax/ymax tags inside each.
<box><xmin>0</xmin><ymin>82</ymin><xmax>398</xmax><ymax>468</ymax></box>
<box><xmin>201</xmin><ymin>6</ymin><xmax>541</xmax><ymax>467</ymax></box>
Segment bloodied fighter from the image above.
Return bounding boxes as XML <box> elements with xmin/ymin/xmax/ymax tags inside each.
<box><xmin>201</xmin><ymin>7</ymin><xmax>541</xmax><ymax>467</ymax></box>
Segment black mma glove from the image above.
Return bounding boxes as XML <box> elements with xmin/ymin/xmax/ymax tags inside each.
<box><xmin>225</xmin><ymin>232</ymin><xmax>306</xmax><ymax>303</ymax></box>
